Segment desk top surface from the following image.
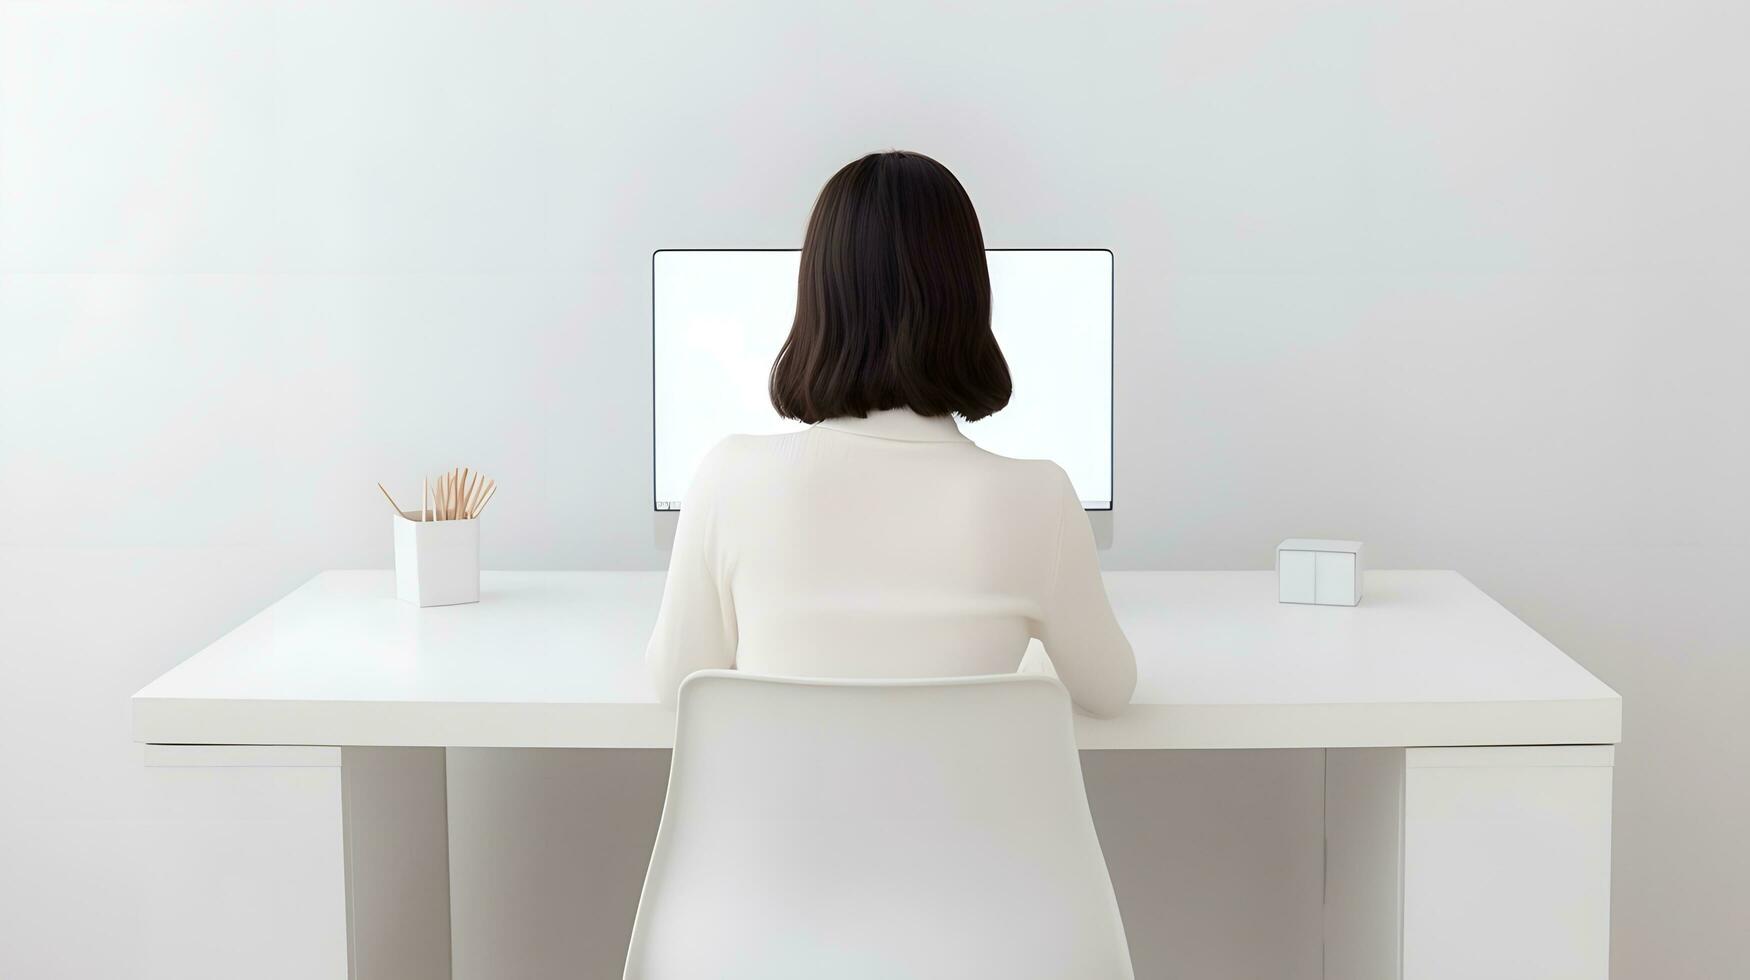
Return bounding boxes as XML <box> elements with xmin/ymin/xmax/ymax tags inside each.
<box><xmin>132</xmin><ymin>570</ymin><xmax>1621</xmax><ymax>750</ymax></box>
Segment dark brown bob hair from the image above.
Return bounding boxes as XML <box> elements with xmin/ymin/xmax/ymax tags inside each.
<box><xmin>769</xmin><ymin>151</ymin><xmax>1011</xmax><ymax>424</ymax></box>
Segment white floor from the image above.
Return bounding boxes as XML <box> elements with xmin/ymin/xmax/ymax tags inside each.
<box><xmin>1</xmin><ymin>545</ymin><xmax>1744</xmax><ymax>978</ymax></box>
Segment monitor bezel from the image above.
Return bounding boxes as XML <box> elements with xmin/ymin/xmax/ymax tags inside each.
<box><xmin>651</xmin><ymin>247</ymin><xmax>1114</xmax><ymax>513</ymax></box>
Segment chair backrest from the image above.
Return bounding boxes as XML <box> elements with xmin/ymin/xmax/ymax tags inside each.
<box><xmin>624</xmin><ymin>670</ymin><xmax>1133</xmax><ymax>980</ymax></box>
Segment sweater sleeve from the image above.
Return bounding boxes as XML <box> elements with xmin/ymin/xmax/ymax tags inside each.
<box><xmin>1036</xmin><ymin>468</ymin><xmax>1137</xmax><ymax>717</ymax></box>
<box><xmin>646</xmin><ymin>441</ymin><xmax>739</xmax><ymax>707</ymax></box>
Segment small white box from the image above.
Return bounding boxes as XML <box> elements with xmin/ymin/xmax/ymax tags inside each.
<box><xmin>394</xmin><ymin>511</ymin><xmax>480</xmax><ymax>607</ymax></box>
<box><xmin>1277</xmin><ymin>539</ymin><xmax>1363</xmax><ymax>606</ymax></box>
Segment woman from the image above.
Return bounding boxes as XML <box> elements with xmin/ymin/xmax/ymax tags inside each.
<box><xmin>647</xmin><ymin>151</ymin><xmax>1136</xmax><ymax>717</ymax></box>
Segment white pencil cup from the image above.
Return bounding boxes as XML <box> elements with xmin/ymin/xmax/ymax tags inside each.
<box><xmin>394</xmin><ymin>511</ymin><xmax>480</xmax><ymax>607</ymax></box>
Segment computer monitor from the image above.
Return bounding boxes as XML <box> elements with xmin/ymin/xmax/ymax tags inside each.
<box><xmin>652</xmin><ymin>248</ymin><xmax>1113</xmax><ymax>511</ymax></box>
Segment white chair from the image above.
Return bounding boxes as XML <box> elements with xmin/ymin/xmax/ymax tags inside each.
<box><xmin>623</xmin><ymin>670</ymin><xmax>1134</xmax><ymax>979</ymax></box>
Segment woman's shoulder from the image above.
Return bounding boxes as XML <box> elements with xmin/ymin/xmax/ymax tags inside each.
<box><xmin>963</xmin><ymin>443</ymin><xmax>1077</xmax><ymax>493</ymax></box>
<box><xmin>685</xmin><ymin>431</ymin><xmax>805</xmax><ymax>498</ymax></box>
<box><xmin>697</xmin><ymin>430</ymin><xmax>805</xmax><ymax>466</ymax></box>
<box><xmin>935</xmin><ymin>445</ymin><xmax>1079</xmax><ymax>524</ymax></box>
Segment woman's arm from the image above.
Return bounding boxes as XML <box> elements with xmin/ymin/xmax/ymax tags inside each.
<box><xmin>1037</xmin><ymin>468</ymin><xmax>1137</xmax><ymax>717</ymax></box>
<box><xmin>646</xmin><ymin>443</ymin><xmax>739</xmax><ymax>706</ymax></box>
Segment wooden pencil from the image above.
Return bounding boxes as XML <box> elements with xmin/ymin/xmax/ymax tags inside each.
<box><xmin>467</xmin><ymin>475</ymin><xmax>486</xmax><ymax>518</ymax></box>
<box><xmin>377</xmin><ymin>483</ymin><xmax>403</xmax><ymax>516</ymax></box>
<box><xmin>473</xmin><ymin>482</ymin><xmax>497</xmax><ymax>518</ymax></box>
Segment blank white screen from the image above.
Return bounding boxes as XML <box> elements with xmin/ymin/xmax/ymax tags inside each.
<box><xmin>653</xmin><ymin>249</ymin><xmax>1113</xmax><ymax>510</ymax></box>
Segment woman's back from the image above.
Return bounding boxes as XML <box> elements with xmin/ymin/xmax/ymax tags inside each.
<box><xmin>646</xmin><ymin>409</ymin><xmax>1136</xmax><ymax>716</ymax></box>
<box><xmin>646</xmin><ymin>150</ymin><xmax>1134</xmax><ymax>717</ymax></box>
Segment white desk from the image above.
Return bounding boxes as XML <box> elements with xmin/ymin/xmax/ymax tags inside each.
<box><xmin>132</xmin><ymin>570</ymin><xmax>1620</xmax><ymax>980</ymax></box>
<box><xmin>134</xmin><ymin>569</ymin><xmax>1618</xmax><ymax>750</ymax></box>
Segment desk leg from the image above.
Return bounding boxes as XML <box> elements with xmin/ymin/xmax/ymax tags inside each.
<box><xmin>1325</xmin><ymin>746</ymin><xmax>1614</xmax><ymax>980</ymax></box>
<box><xmin>340</xmin><ymin>747</ymin><xmax>453</xmax><ymax>980</ymax></box>
<box><xmin>141</xmin><ymin>745</ymin><xmax>349</xmax><ymax>979</ymax></box>
<box><xmin>142</xmin><ymin>745</ymin><xmax>452</xmax><ymax>980</ymax></box>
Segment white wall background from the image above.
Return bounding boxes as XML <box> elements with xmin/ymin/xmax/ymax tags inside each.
<box><xmin>2</xmin><ymin>0</ymin><xmax>1746</xmax><ymax>976</ymax></box>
